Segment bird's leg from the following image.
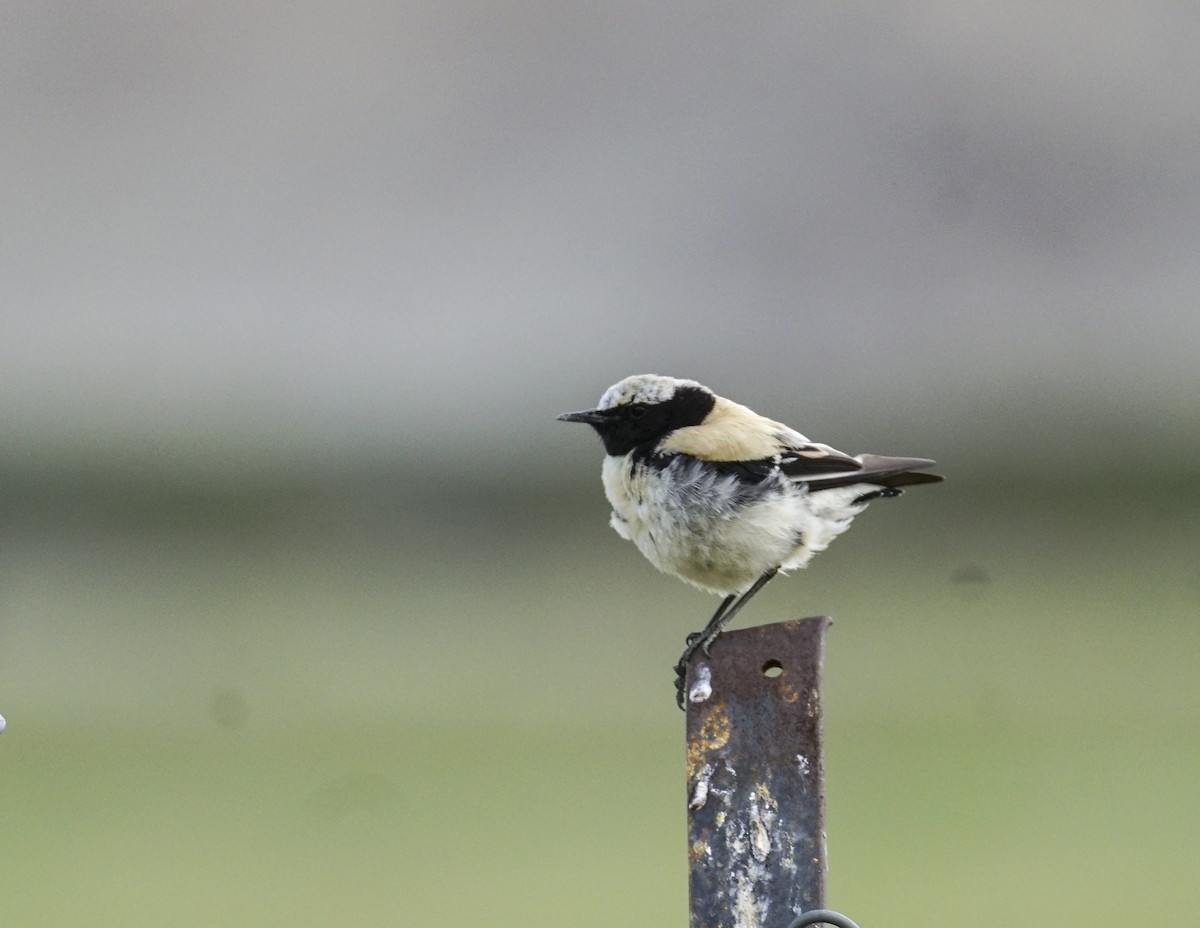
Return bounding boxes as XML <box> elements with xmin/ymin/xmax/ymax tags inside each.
<box><xmin>694</xmin><ymin>568</ymin><xmax>779</xmax><ymax>653</ymax></box>
<box><xmin>682</xmin><ymin>593</ymin><xmax>736</xmax><ymax>650</ymax></box>
<box><xmin>673</xmin><ymin>568</ymin><xmax>780</xmax><ymax>708</ymax></box>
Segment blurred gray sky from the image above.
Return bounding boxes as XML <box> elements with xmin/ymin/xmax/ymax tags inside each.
<box><xmin>3</xmin><ymin>2</ymin><xmax>1198</xmax><ymax>482</ymax></box>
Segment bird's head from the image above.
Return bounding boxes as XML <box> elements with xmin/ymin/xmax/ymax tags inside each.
<box><xmin>557</xmin><ymin>374</ymin><xmax>716</xmax><ymax>456</ymax></box>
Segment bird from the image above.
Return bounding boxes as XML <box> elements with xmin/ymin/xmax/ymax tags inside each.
<box><xmin>557</xmin><ymin>374</ymin><xmax>943</xmax><ymax>706</ymax></box>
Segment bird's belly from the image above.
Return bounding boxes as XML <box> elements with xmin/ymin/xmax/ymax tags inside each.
<box><xmin>644</xmin><ymin>510</ymin><xmax>794</xmax><ymax>594</ymax></box>
<box><xmin>602</xmin><ymin>456</ymin><xmax>811</xmax><ymax>594</ymax></box>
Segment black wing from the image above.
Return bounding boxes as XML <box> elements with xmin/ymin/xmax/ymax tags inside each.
<box><xmin>777</xmin><ymin>443</ymin><xmax>864</xmax><ymax>480</ymax></box>
<box><xmin>656</xmin><ymin>446</ymin><xmax>941</xmax><ymax>492</ymax></box>
<box><xmin>683</xmin><ymin>442</ymin><xmax>862</xmax><ymax>484</ymax></box>
<box><xmin>802</xmin><ymin>454</ymin><xmax>943</xmax><ymax>491</ymax></box>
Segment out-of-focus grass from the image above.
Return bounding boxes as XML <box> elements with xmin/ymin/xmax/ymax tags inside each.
<box><xmin>0</xmin><ymin>722</ymin><xmax>682</xmax><ymax>927</ymax></box>
<box><xmin>1</xmin><ymin>469</ymin><xmax>1197</xmax><ymax>925</ymax></box>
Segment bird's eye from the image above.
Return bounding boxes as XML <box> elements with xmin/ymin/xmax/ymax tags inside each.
<box><xmin>628</xmin><ymin>405</ymin><xmax>648</xmax><ymax>418</ymax></box>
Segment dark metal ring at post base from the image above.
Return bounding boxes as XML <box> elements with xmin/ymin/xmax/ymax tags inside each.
<box><xmin>786</xmin><ymin>909</ymin><xmax>862</xmax><ymax>928</ymax></box>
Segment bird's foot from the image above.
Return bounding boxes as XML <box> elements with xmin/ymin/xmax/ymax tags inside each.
<box><xmin>680</xmin><ymin>630</ymin><xmax>716</xmax><ymax>660</ymax></box>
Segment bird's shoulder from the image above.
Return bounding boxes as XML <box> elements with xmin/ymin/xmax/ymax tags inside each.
<box><xmin>656</xmin><ymin>397</ymin><xmax>798</xmax><ymax>461</ymax></box>
<box><xmin>651</xmin><ymin>396</ymin><xmax>863</xmax><ymax>481</ymax></box>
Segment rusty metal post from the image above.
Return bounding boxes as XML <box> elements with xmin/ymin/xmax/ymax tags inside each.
<box><xmin>685</xmin><ymin>616</ymin><xmax>831</xmax><ymax>928</ymax></box>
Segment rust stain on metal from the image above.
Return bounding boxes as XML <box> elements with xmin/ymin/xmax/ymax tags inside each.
<box><xmin>685</xmin><ymin>616</ymin><xmax>831</xmax><ymax>928</ymax></box>
<box><xmin>686</xmin><ymin>701</ymin><xmax>731</xmax><ymax>780</ymax></box>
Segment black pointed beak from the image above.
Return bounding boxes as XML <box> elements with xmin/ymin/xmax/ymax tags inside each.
<box><xmin>557</xmin><ymin>408</ymin><xmax>607</xmax><ymax>425</ymax></box>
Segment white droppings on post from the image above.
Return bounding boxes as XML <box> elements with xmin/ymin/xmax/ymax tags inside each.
<box><xmin>720</xmin><ymin>782</ymin><xmax>792</xmax><ymax>928</ymax></box>
<box><xmin>749</xmin><ymin>784</ymin><xmax>779</xmax><ymax>863</ymax></box>
<box><xmin>732</xmin><ymin>872</ymin><xmax>766</xmax><ymax>928</ymax></box>
<box><xmin>689</xmin><ymin>763</ymin><xmax>715</xmax><ymax>811</ymax></box>
<box><xmin>688</xmin><ymin>663</ymin><xmax>713</xmax><ymax>703</ymax></box>
<box><xmin>796</xmin><ymin>753</ymin><xmax>810</xmax><ymax>777</ymax></box>
<box><xmin>749</xmin><ymin>811</ymin><xmax>770</xmax><ymax>862</ymax></box>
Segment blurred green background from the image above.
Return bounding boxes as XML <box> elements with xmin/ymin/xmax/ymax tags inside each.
<box><xmin>3</xmin><ymin>3</ymin><xmax>1200</xmax><ymax>926</ymax></box>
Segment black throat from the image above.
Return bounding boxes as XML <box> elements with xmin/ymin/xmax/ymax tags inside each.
<box><xmin>592</xmin><ymin>386</ymin><xmax>716</xmax><ymax>457</ymax></box>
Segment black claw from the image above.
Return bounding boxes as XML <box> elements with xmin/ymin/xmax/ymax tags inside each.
<box><xmin>673</xmin><ymin>668</ymin><xmax>687</xmax><ymax>710</ymax></box>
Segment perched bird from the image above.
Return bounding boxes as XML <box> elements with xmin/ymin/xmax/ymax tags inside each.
<box><xmin>557</xmin><ymin>374</ymin><xmax>943</xmax><ymax>706</ymax></box>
